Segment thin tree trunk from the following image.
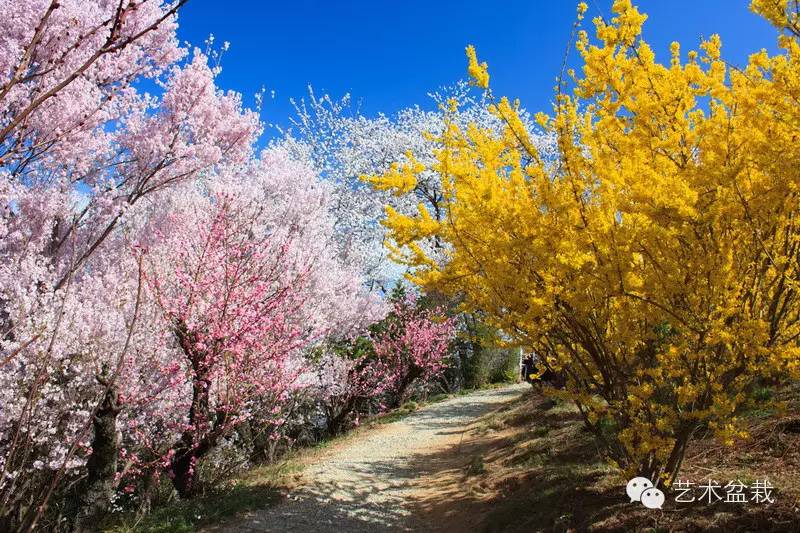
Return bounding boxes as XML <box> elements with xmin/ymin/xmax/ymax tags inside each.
<box><xmin>660</xmin><ymin>424</ymin><xmax>696</xmax><ymax>486</ymax></box>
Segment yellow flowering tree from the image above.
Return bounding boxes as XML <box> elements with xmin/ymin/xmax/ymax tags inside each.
<box><xmin>367</xmin><ymin>0</ymin><xmax>800</xmax><ymax>485</ymax></box>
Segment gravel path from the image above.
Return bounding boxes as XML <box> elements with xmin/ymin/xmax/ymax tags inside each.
<box><xmin>208</xmin><ymin>383</ymin><xmax>527</xmax><ymax>532</ymax></box>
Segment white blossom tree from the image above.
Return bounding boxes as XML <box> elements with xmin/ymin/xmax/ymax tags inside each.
<box><xmin>282</xmin><ymin>82</ymin><xmax>557</xmax><ymax>292</ymax></box>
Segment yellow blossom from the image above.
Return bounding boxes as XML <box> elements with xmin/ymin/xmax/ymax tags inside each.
<box><xmin>465</xmin><ymin>44</ymin><xmax>490</xmax><ymax>89</ymax></box>
<box><xmin>370</xmin><ymin>0</ymin><xmax>800</xmax><ymax>485</ymax></box>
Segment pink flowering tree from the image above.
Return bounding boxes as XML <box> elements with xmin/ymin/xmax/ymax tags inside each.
<box><xmin>313</xmin><ymin>339</ymin><xmax>391</xmax><ymax>435</ymax></box>
<box><xmin>145</xmin><ymin>194</ymin><xmax>308</xmax><ymax>497</ymax></box>
<box><xmin>0</xmin><ymin>1</ymin><xmax>260</xmax><ymax>528</ymax></box>
<box><xmin>310</xmin><ymin>292</ymin><xmax>455</xmax><ymax>433</ymax></box>
<box><xmin>134</xmin><ymin>146</ymin><xmax>385</xmax><ymax>498</ymax></box>
<box><xmin>1</xmin><ymin>0</ymin><xmax>260</xmax><ymax>289</ymax></box>
<box><xmin>372</xmin><ymin>293</ymin><xmax>456</xmax><ymax>408</ymax></box>
<box><xmin>0</xmin><ymin>0</ymin><xmax>393</xmax><ymax>528</ymax></box>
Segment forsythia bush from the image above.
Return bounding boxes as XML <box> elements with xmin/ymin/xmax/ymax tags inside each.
<box><xmin>369</xmin><ymin>0</ymin><xmax>800</xmax><ymax>485</ymax></box>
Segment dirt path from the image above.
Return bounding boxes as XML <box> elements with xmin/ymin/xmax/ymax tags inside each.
<box><xmin>206</xmin><ymin>384</ymin><xmax>527</xmax><ymax>532</ymax></box>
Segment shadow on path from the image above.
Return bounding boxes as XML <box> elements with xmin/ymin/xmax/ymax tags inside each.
<box><xmin>205</xmin><ymin>385</ymin><xmax>527</xmax><ymax>532</ymax></box>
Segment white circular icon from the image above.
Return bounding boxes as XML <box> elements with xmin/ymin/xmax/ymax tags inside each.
<box><xmin>640</xmin><ymin>487</ymin><xmax>666</xmax><ymax>509</ymax></box>
<box><xmin>626</xmin><ymin>476</ymin><xmax>653</xmax><ymax>503</ymax></box>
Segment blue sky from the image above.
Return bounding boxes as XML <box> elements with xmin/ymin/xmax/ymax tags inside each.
<box><xmin>176</xmin><ymin>1</ymin><xmax>779</xmax><ymax>140</ymax></box>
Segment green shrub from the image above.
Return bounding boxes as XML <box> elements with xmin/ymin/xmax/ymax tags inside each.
<box><xmin>489</xmin><ymin>347</ymin><xmax>521</xmax><ymax>384</ymax></box>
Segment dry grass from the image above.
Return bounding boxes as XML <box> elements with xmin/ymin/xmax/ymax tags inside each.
<box><xmin>101</xmin><ymin>461</ymin><xmax>302</xmax><ymax>533</ymax></box>
<box><xmin>406</xmin><ymin>386</ymin><xmax>800</xmax><ymax>532</ymax></box>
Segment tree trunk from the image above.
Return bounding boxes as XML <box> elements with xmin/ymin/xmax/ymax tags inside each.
<box><xmin>170</xmin><ymin>425</ymin><xmax>222</xmax><ymax>498</ymax></box>
<box><xmin>390</xmin><ymin>366</ymin><xmax>423</xmax><ymax>408</ymax></box>
<box><xmin>170</xmin><ymin>445</ymin><xmax>198</xmax><ymax>499</ymax></box>
<box><xmin>73</xmin><ymin>380</ymin><xmax>121</xmax><ymax>532</ymax></box>
<box><xmin>170</xmin><ymin>370</ymin><xmax>213</xmax><ymax>498</ymax></box>
<box><xmin>328</xmin><ymin>396</ymin><xmax>357</xmax><ymax>435</ymax></box>
<box><xmin>660</xmin><ymin>424</ymin><xmax>696</xmax><ymax>486</ymax></box>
